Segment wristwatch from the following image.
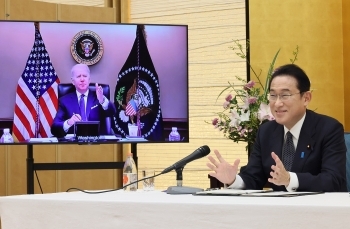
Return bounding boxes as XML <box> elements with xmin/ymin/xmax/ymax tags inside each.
<box><xmin>99</xmin><ymin>96</ymin><xmax>105</xmax><ymax>104</ymax></box>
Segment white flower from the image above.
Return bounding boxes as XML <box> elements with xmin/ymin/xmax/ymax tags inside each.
<box><xmin>239</xmin><ymin>110</ymin><xmax>250</xmax><ymax>122</ymax></box>
<box><xmin>258</xmin><ymin>103</ymin><xmax>275</xmax><ymax>122</ymax></box>
<box><xmin>229</xmin><ymin>110</ymin><xmax>240</xmax><ymax>127</ymax></box>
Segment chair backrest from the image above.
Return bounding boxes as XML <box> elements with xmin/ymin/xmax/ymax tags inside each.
<box><xmin>345</xmin><ymin>132</ymin><xmax>350</xmax><ymax>191</ymax></box>
<box><xmin>58</xmin><ymin>83</ymin><xmax>110</xmax><ymax>100</ymax></box>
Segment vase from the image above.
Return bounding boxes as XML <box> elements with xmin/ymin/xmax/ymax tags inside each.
<box><xmin>240</xmin><ymin>142</ymin><xmax>254</xmax><ymax>173</ymax></box>
<box><xmin>208</xmin><ymin>174</ymin><xmax>225</xmax><ymax>189</ymax></box>
<box><xmin>247</xmin><ymin>142</ymin><xmax>254</xmax><ymax>158</ymax></box>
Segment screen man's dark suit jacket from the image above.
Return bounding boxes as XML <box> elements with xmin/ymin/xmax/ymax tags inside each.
<box><xmin>240</xmin><ymin>109</ymin><xmax>347</xmax><ymax>192</ymax></box>
<box><xmin>51</xmin><ymin>91</ymin><xmax>116</xmax><ymax>138</ymax></box>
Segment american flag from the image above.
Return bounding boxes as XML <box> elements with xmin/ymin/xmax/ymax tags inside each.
<box><xmin>125</xmin><ymin>99</ymin><xmax>138</xmax><ymax>116</ymax></box>
<box><xmin>12</xmin><ymin>23</ymin><xmax>60</xmax><ymax>141</ymax></box>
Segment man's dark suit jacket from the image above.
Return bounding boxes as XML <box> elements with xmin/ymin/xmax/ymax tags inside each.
<box><xmin>51</xmin><ymin>91</ymin><xmax>116</xmax><ymax>138</ymax></box>
<box><xmin>240</xmin><ymin>109</ymin><xmax>347</xmax><ymax>192</ymax></box>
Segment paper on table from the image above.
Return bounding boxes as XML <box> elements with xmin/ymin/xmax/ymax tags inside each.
<box><xmin>126</xmin><ymin>136</ymin><xmax>146</xmax><ymax>140</ymax></box>
<box><xmin>195</xmin><ymin>189</ymin><xmax>273</xmax><ymax>196</ymax></box>
<box><xmin>194</xmin><ymin>189</ymin><xmax>324</xmax><ymax>197</ymax></box>
<box><xmin>29</xmin><ymin>137</ymin><xmax>58</xmax><ymax>143</ymax></box>
<box><xmin>119</xmin><ymin>136</ymin><xmax>148</xmax><ymax>142</ymax></box>
<box><xmin>65</xmin><ymin>134</ymin><xmax>75</xmax><ymax>139</ymax></box>
<box><xmin>64</xmin><ymin>134</ymin><xmax>121</xmax><ymax>140</ymax></box>
<box><xmin>100</xmin><ymin>135</ymin><xmax>121</xmax><ymax>140</ymax></box>
<box><xmin>242</xmin><ymin>191</ymin><xmax>324</xmax><ymax>197</ymax></box>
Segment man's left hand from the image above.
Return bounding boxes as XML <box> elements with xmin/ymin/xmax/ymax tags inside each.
<box><xmin>95</xmin><ymin>83</ymin><xmax>104</xmax><ymax>103</ymax></box>
<box><xmin>268</xmin><ymin>152</ymin><xmax>290</xmax><ymax>186</ymax></box>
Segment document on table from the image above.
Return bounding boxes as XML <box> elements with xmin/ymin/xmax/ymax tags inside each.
<box><xmin>29</xmin><ymin>137</ymin><xmax>58</xmax><ymax>142</ymax></box>
<box><xmin>194</xmin><ymin>189</ymin><xmax>273</xmax><ymax>196</ymax></box>
<box><xmin>100</xmin><ymin>135</ymin><xmax>122</xmax><ymax>140</ymax></box>
<box><xmin>63</xmin><ymin>134</ymin><xmax>122</xmax><ymax>140</ymax></box>
<box><xmin>242</xmin><ymin>191</ymin><xmax>324</xmax><ymax>197</ymax></box>
<box><xmin>194</xmin><ymin>189</ymin><xmax>323</xmax><ymax>197</ymax></box>
<box><xmin>119</xmin><ymin>136</ymin><xmax>148</xmax><ymax>142</ymax></box>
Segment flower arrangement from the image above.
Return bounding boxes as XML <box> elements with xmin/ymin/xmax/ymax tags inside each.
<box><xmin>211</xmin><ymin>40</ymin><xmax>299</xmax><ymax>150</ymax></box>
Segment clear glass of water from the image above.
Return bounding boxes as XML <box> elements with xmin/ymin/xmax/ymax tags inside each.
<box><xmin>142</xmin><ymin>170</ymin><xmax>155</xmax><ymax>191</ymax></box>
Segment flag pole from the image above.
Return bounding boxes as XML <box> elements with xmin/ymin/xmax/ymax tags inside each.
<box><xmin>136</xmin><ymin>25</ymin><xmax>141</xmax><ymax>136</ymax></box>
<box><xmin>34</xmin><ymin>22</ymin><xmax>40</xmax><ymax>30</ymax></box>
<box><xmin>33</xmin><ymin>22</ymin><xmax>40</xmax><ymax>138</ymax></box>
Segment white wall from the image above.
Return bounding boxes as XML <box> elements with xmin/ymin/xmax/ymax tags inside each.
<box><xmin>130</xmin><ymin>0</ymin><xmax>248</xmax><ymax>190</ymax></box>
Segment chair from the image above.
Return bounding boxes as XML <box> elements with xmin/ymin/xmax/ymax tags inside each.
<box><xmin>57</xmin><ymin>83</ymin><xmax>113</xmax><ymax>135</ymax></box>
<box><xmin>344</xmin><ymin>132</ymin><xmax>350</xmax><ymax>191</ymax></box>
<box><xmin>58</xmin><ymin>83</ymin><xmax>110</xmax><ymax>100</ymax></box>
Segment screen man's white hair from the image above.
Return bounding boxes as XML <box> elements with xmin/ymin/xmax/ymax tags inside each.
<box><xmin>71</xmin><ymin>63</ymin><xmax>90</xmax><ymax>79</ymax></box>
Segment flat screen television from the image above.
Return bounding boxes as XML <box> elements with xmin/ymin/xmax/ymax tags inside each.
<box><xmin>0</xmin><ymin>20</ymin><xmax>189</xmax><ymax>144</ymax></box>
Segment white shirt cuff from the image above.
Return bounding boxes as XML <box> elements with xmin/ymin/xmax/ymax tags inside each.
<box><xmin>101</xmin><ymin>96</ymin><xmax>109</xmax><ymax>110</ymax></box>
<box><xmin>63</xmin><ymin>120</ymin><xmax>71</xmax><ymax>132</ymax></box>
<box><xmin>227</xmin><ymin>175</ymin><xmax>246</xmax><ymax>189</ymax></box>
<box><xmin>285</xmin><ymin>172</ymin><xmax>299</xmax><ymax>192</ymax></box>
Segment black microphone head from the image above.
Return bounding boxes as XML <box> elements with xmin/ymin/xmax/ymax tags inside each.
<box><xmin>161</xmin><ymin>145</ymin><xmax>211</xmax><ymax>174</ymax></box>
<box><xmin>199</xmin><ymin>145</ymin><xmax>211</xmax><ymax>157</ymax></box>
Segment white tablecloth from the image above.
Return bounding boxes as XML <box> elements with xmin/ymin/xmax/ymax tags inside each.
<box><xmin>1</xmin><ymin>190</ymin><xmax>350</xmax><ymax>229</ymax></box>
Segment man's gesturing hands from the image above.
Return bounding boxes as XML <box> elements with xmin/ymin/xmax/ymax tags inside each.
<box><xmin>206</xmin><ymin>150</ymin><xmax>240</xmax><ymax>186</ymax></box>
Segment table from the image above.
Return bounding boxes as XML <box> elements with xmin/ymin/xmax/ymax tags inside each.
<box><xmin>1</xmin><ymin>191</ymin><xmax>350</xmax><ymax>229</ymax></box>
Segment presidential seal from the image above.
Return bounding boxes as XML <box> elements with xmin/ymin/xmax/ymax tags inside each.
<box><xmin>70</xmin><ymin>30</ymin><xmax>103</xmax><ymax>66</ymax></box>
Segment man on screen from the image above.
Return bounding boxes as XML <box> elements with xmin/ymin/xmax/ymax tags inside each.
<box><xmin>207</xmin><ymin>64</ymin><xmax>346</xmax><ymax>192</ymax></box>
<box><xmin>51</xmin><ymin>64</ymin><xmax>116</xmax><ymax>138</ymax></box>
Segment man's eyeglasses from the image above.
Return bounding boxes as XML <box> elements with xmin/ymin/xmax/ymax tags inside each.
<box><xmin>268</xmin><ymin>92</ymin><xmax>301</xmax><ymax>102</ymax></box>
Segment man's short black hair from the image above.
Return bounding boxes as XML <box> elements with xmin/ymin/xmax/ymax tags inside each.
<box><xmin>268</xmin><ymin>64</ymin><xmax>311</xmax><ymax>93</ymax></box>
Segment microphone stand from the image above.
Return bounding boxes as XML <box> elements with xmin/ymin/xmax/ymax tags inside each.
<box><xmin>166</xmin><ymin>167</ymin><xmax>204</xmax><ymax>194</ymax></box>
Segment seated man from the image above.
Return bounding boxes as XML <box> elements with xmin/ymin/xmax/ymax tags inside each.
<box><xmin>207</xmin><ymin>64</ymin><xmax>346</xmax><ymax>192</ymax></box>
<box><xmin>51</xmin><ymin>64</ymin><xmax>116</xmax><ymax>138</ymax></box>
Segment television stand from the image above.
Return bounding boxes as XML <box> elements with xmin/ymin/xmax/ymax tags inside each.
<box><xmin>26</xmin><ymin>144</ymin><xmax>137</xmax><ymax>194</ymax></box>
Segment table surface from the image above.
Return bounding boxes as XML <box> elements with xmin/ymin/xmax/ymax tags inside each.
<box><xmin>1</xmin><ymin>190</ymin><xmax>350</xmax><ymax>229</ymax></box>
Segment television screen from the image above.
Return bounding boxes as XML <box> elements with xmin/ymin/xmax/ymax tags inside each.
<box><xmin>0</xmin><ymin>20</ymin><xmax>188</xmax><ymax>144</ymax></box>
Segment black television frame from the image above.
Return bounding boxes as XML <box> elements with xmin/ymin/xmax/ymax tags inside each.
<box><xmin>0</xmin><ymin>20</ymin><xmax>189</xmax><ymax>194</ymax></box>
<box><xmin>0</xmin><ymin>20</ymin><xmax>189</xmax><ymax>145</ymax></box>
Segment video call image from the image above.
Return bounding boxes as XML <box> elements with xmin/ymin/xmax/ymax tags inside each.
<box><xmin>0</xmin><ymin>21</ymin><xmax>188</xmax><ymax>143</ymax></box>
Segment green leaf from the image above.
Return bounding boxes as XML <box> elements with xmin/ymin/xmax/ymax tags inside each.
<box><xmin>263</xmin><ymin>49</ymin><xmax>281</xmax><ymax>100</ymax></box>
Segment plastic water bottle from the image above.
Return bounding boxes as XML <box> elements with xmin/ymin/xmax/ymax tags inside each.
<box><xmin>123</xmin><ymin>153</ymin><xmax>137</xmax><ymax>191</ymax></box>
<box><xmin>0</xmin><ymin>128</ymin><xmax>14</xmax><ymax>143</ymax></box>
<box><xmin>169</xmin><ymin>127</ymin><xmax>180</xmax><ymax>141</ymax></box>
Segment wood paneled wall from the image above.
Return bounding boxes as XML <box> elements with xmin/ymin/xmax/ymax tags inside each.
<box><xmin>0</xmin><ymin>0</ymin><xmax>5</xmax><ymax>20</ymax></box>
<box><xmin>0</xmin><ymin>0</ymin><xmax>130</xmax><ymax>196</ymax></box>
<box><xmin>249</xmin><ymin>0</ymin><xmax>345</xmax><ymax>125</ymax></box>
<box><xmin>343</xmin><ymin>0</ymin><xmax>350</xmax><ymax>131</ymax></box>
<box><xmin>7</xmin><ymin>0</ymin><xmax>57</xmax><ymax>21</ymax></box>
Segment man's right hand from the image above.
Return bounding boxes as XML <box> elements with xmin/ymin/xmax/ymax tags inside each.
<box><xmin>206</xmin><ymin>149</ymin><xmax>240</xmax><ymax>186</ymax></box>
<box><xmin>67</xmin><ymin>113</ymin><xmax>82</xmax><ymax>126</ymax></box>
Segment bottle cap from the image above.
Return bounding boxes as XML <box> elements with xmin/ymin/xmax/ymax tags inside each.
<box><xmin>172</xmin><ymin>127</ymin><xmax>177</xmax><ymax>131</ymax></box>
<box><xmin>3</xmin><ymin>128</ymin><xmax>10</xmax><ymax>134</ymax></box>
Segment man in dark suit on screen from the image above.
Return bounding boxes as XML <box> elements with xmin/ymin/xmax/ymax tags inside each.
<box><xmin>207</xmin><ymin>64</ymin><xmax>347</xmax><ymax>192</ymax></box>
<box><xmin>51</xmin><ymin>64</ymin><xmax>116</xmax><ymax>138</ymax></box>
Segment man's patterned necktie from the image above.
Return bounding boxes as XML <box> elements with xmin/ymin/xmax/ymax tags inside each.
<box><xmin>79</xmin><ymin>94</ymin><xmax>87</xmax><ymax>121</ymax></box>
<box><xmin>282</xmin><ymin>131</ymin><xmax>295</xmax><ymax>171</ymax></box>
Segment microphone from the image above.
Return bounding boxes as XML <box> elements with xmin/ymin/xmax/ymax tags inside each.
<box><xmin>161</xmin><ymin>145</ymin><xmax>210</xmax><ymax>174</ymax></box>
